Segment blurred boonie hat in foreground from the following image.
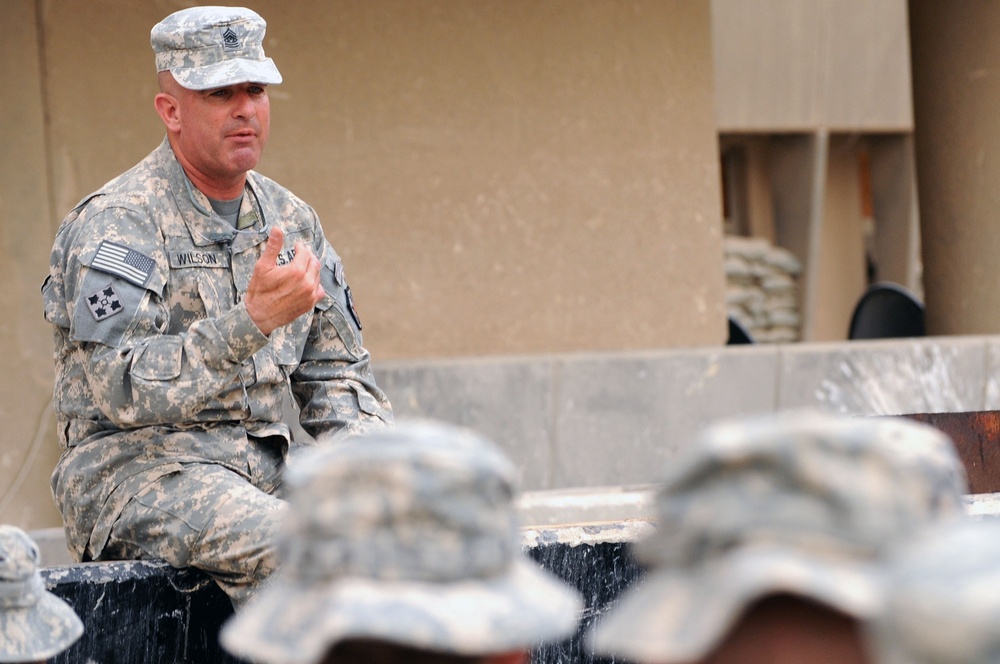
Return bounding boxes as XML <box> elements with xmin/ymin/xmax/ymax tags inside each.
<box><xmin>589</xmin><ymin>410</ymin><xmax>968</xmax><ymax>664</ymax></box>
<box><xmin>221</xmin><ymin>419</ymin><xmax>583</xmax><ymax>664</ymax></box>
<box><xmin>0</xmin><ymin>525</ymin><xmax>83</xmax><ymax>662</ymax></box>
<box><xmin>868</xmin><ymin>518</ymin><xmax>1000</xmax><ymax>664</ymax></box>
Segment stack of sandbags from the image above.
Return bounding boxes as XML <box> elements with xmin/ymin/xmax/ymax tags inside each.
<box><xmin>724</xmin><ymin>236</ymin><xmax>803</xmax><ymax>343</ymax></box>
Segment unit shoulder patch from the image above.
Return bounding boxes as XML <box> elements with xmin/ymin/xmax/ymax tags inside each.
<box><xmin>86</xmin><ymin>283</ymin><xmax>123</xmax><ymax>321</ymax></box>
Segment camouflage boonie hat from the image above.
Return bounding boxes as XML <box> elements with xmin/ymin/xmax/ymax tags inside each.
<box><xmin>589</xmin><ymin>410</ymin><xmax>968</xmax><ymax>664</ymax></box>
<box><xmin>0</xmin><ymin>526</ymin><xmax>83</xmax><ymax>662</ymax></box>
<box><xmin>221</xmin><ymin>420</ymin><xmax>583</xmax><ymax>664</ymax></box>
<box><xmin>868</xmin><ymin>518</ymin><xmax>1000</xmax><ymax>664</ymax></box>
<box><xmin>151</xmin><ymin>6</ymin><xmax>282</xmax><ymax>91</ymax></box>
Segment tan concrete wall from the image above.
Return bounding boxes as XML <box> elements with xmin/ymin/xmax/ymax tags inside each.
<box><xmin>0</xmin><ymin>0</ymin><xmax>58</xmax><ymax>525</ymax></box>
<box><xmin>909</xmin><ymin>1</ymin><xmax>1000</xmax><ymax>336</ymax></box>
<box><xmin>0</xmin><ymin>0</ymin><xmax>64</xmax><ymax>530</ymax></box>
<box><xmin>869</xmin><ymin>134</ymin><xmax>922</xmax><ymax>295</ymax></box>
<box><xmin>712</xmin><ymin>0</ymin><xmax>913</xmax><ymax>131</ymax></box>
<box><xmin>812</xmin><ymin>136</ymin><xmax>867</xmax><ymax>341</ymax></box>
<box><xmin>40</xmin><ymin>0</ymin><xmax>726</xmax><ymax>360</ymax></box>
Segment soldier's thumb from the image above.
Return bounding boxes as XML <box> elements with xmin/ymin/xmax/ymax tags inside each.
<box><xmin>260</xmin><ymin>226</ymin><xmax>285</xmax><ymax>266</ymax></box>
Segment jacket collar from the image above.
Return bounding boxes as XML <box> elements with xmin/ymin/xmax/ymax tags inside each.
<box><xmin>157</xmin><ymin>137</ymin><xmax>270</xmax><ymax>250</ymax></box>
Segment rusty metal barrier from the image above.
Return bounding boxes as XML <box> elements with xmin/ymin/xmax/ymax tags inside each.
<box><xmin>904</xmin><ymin>410</ymin><xmax>1000</xmax><ymax>494</ymax></box>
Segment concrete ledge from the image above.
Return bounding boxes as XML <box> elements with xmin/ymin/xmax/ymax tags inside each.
<box><xmin>517</xmin><ymin>485</ymin><xmax>660</xmax><ymax>528</ymax></box>
<box><xmin>376</xmin><ymin>335</ymin><xmax>1000</xmax><ymax>489</ymax></box>
<box><xmin>516</xmin><ymin>486</ymin><xmax>1000</xmax><ymax>526</ymax></box>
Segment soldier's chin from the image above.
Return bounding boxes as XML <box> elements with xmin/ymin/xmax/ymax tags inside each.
<box><xmin>227</xmin><ymin>148</ymin><xmax>262</xmax><ymax>173</ymax></box>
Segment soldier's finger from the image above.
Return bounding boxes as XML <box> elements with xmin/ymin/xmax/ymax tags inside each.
<box><xmin>259</xmin><ymin>227</ymin><xmax>285</xmax><ymax>267</ymax></box>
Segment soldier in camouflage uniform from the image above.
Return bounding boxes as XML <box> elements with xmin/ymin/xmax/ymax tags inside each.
<box><xmin>219</xmin><ymin>420</ymin><xmax>583</xmax><ymax>664</ymax></box>
<box><xmin>0</xmin><ymin>526</ymin><xmax>83</xmax><ymax>663</ymax></box>
<box><xmin>587</xmin><ymin>411</ymin><xmax>969</xmax><ymax>664</ymax></box>
<box><xmin>40</xmin><ymin>6</ymin><xmax>392</xmax><ymax>607</ymax></box>
<box><xmin>867</xmin><ymin>517</ymin><xmax>1000</xmax><ymax>664</ymax></box>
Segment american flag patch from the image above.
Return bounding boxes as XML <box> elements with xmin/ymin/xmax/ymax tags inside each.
<box><xmin>91</xmin><ymin>241</ymin><xmax>155</xmax><ymax>287</ymax></box>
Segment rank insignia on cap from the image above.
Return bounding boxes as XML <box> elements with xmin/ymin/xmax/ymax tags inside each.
<box><xmin>87</xmin><ymin>283</ymin><xmax>123</xmax><ymax>321</ymax></box>
<box><xmin>222</xmin><ymin>26</ymin><xmax>241</xmax><ymax>49</ymax></box>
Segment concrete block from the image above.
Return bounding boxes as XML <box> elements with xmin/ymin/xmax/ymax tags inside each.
<box><xmin>31</xmin><ymin>526</ymin><xmax>73</xmax><ymax>567</ymax></box>
<box><xmin>778</xmin><ymin>336</ymin><xmax>989</xmax><ymax>415</ymax></box>
<box><xmin>376</xmin><ymin>358</ymin><xmax>556</xmax><ymax>489</ymax></box>
<box><xmin>551</xmin><ymin>346</ymin><xmax>779</xmax><ymax>487</ymax></box>
<box><xmin>983</xmin><ymin>338</ymin><xmax>1000</xmax><ymax>410</ymax></box>
<box><xmin>370</xmin><ymin>337</ymin><xmax>1000</xmax><ymax>489</ymax></box>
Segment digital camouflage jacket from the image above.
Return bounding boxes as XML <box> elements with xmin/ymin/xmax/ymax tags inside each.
<box><xmin>42</xmin><ymin>138</ymin><xmax>393</xmax><ymax>561</ymax></box>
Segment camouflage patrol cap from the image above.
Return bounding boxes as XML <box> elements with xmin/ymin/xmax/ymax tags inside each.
<box><xmin>868</xmin><ymin>518</ymin><xmax>1000</xmax><ymax>664</ymax></box>
<box><xmin>589</xmin><ymin>410</ymin><xmax>968</xmax><ymax>664</ymax></box>
<box><xmin>0</xmin><ymin>526</ymin><xmax>83</xmax><ymax>662</ymax></box>
<box><xmin>221</xmin><ymin>420</ymin><xmax>583</xmax><ymax>664</ymax></box>
<box><xmin>151</xmin><ymin>6</ymin><xmax>282</xmax><ymax>91</ymax></box>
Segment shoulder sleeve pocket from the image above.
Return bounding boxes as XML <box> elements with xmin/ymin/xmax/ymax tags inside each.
<box><xmin>317</xmin><ymin>252</ymin><xmax>364</xmax><ymax>344</ymax></box>
<box><xmin>70</xmin><ymin>267</ymin><xmax>153</xmax><ymax>347</ymax></box>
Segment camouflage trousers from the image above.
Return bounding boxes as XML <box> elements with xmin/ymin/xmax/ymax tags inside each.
<box><xmin>102</xmin><ymin>444</ymin><xmax>285</xmax><ymax>608</ymax></box>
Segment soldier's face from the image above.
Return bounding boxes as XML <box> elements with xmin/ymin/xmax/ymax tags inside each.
<box><xmin>169</xmin><ymin>82</ymin><xmax>271</xmax><ymax>187</ymax></box>
<box><xmin>689</xmin><ymin>595</ymin><xmax>872</xmax><ymax>664</ymax></box>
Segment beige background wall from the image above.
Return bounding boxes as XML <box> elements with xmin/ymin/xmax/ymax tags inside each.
<box><xmin>4</xmin><ymin>0</ymin><xmax>725</xmax><ymax>529</ymax></box>
<box><xmin>712</xmin><ymin>0</ymin><xmax>913</xmax><ymax>131</ymax></box>
<box><xmin>909</xmin><ymin>1</ymin><xmax>1000</xmax><ymax>336</ymax></box>
<box><xmin>41</xmin><ymin>0</ymin><xmax>726</xmax><ymax>360</ymax></box>
<box><xmin>0</xmin><ymin>0</ymin><xmax>63</xmax><ymax>529</ymax></box>
<box><xmin>813</xmin><ymin>136</ymin><xmax>868</xmax><ymax>341</ymax></box>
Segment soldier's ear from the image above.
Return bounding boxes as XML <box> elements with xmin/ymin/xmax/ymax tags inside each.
<box><xmin>154</xmin><ymin>92</ymin><xmax>182</xmax><ymax>132</ymax></box>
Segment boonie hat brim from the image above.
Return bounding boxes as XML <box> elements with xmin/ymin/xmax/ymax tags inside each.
<box><xmin>588</xmin><ymin>543</ymin><xmax>882</xmax><ymax>663</ymax></box>
<box><xmin>863</xmin><ymin>518</ymin><xmax>1000</xmax><ymax>664</ymax></box>
<box><xmin>0</xmin><ymin>591</ymin><xmax>84</xmax><ymax>662</ymax></box>
<box><xmin>222</xmin><ymin>558</ymin><xmax>583</xmax><ymax>664</ymax></box>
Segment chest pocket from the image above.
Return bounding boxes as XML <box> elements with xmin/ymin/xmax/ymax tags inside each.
<box><xmin>167</xmin><ymin>249</ymin><xmax>234</xmax><ymax>324</ymax></box>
